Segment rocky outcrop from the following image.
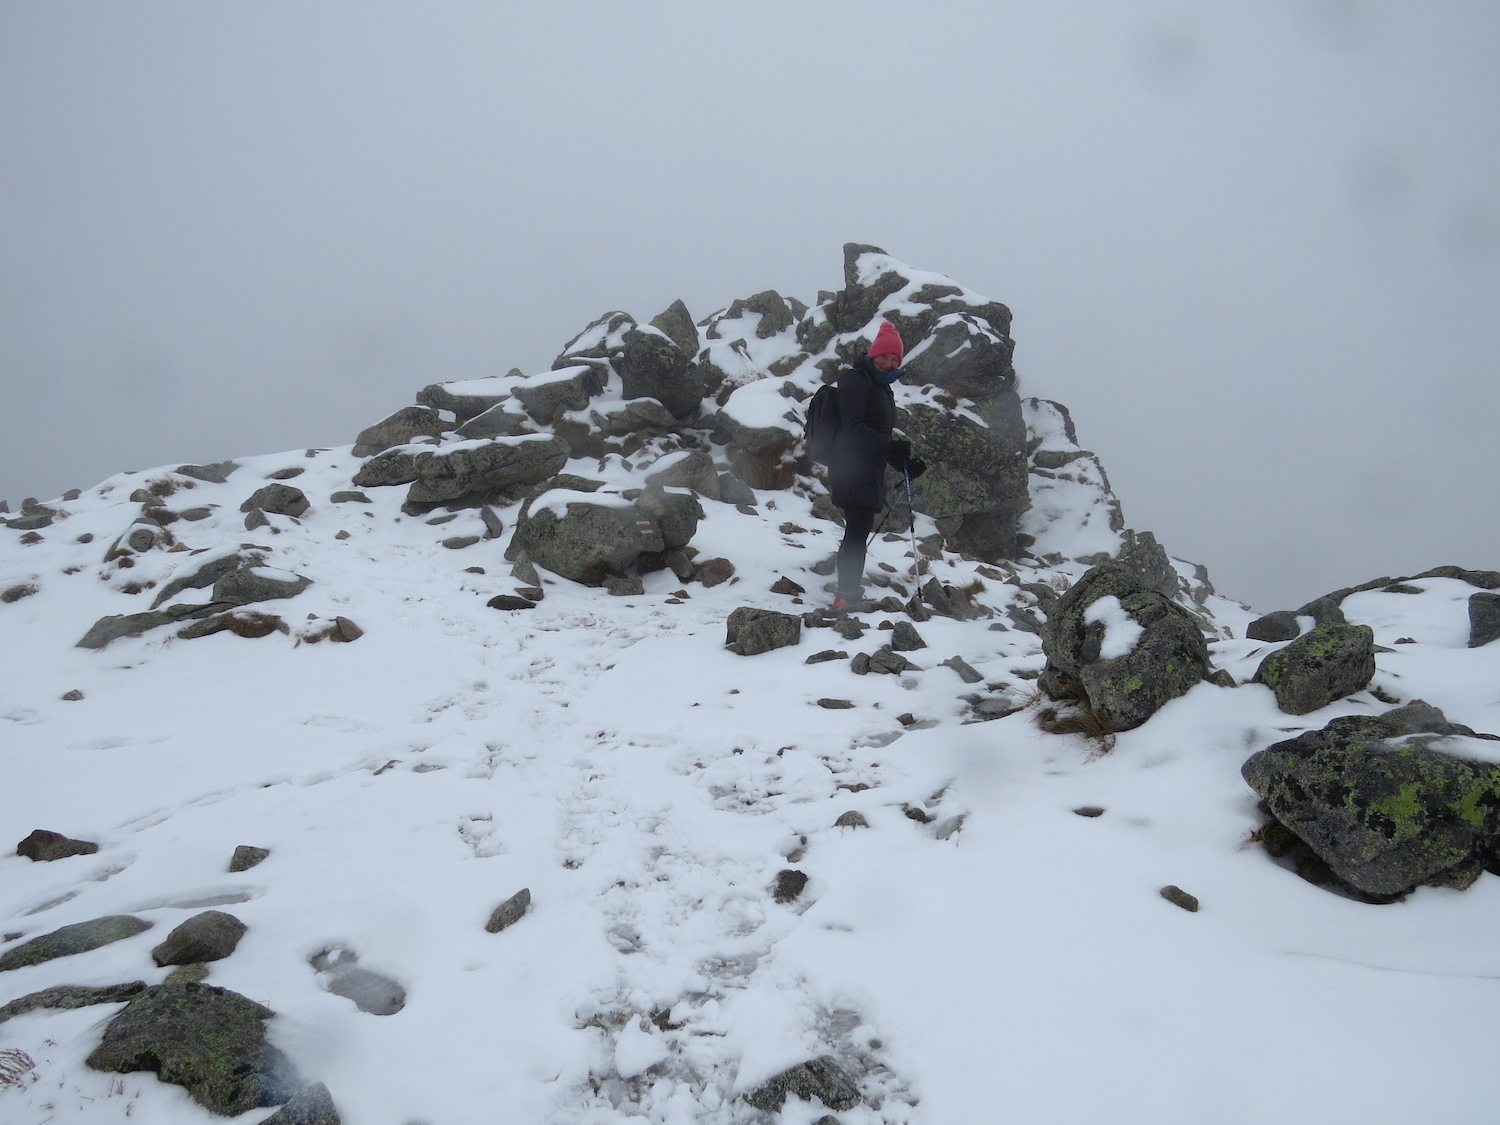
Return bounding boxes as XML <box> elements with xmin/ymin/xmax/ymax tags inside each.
<box><xmin>86</xmin><ymin>982</ymin><xmax>302</xmax><ymax>1115</ymax></box>
<box><xmin>1039</xmin><ymin>562</ymin><xmax>1210</xmax><ymax>731</ymax></box>
<box><xmin>353</xmin><ymin>435</ymin><xmax>570</xmax><ymax>505</ymax></box>
<box><xmin>510</xmin><ymin>487</ymin><xmax>701</xmax><ymax>587</ymax></box>
<box><xmin>1243</xmin><ymin>702</ymin><xmax>1500</xmax><ymax>897</ymax></box>
<box><xmin>1254</xmin><ymin>624</ymin><xmax>1375</xmax><ymax>715</ymax></box>
<box><xmin>352</xmin><ymin>405</ymin><xmax>446</xmax><ymax>457</ymax></box>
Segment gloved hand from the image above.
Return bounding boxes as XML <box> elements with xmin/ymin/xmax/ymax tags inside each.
<box><xmin>907</xmin><ymin>458</ymin><xmax>927</xmax><ymax>480</ymax></box>
<box><xmin>887</xmin><ymin>439</ymin><xmax>911</xmax><ymax>470</ymax></box>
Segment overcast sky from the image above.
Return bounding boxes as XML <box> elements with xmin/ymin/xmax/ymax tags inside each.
<box><xmin>3</xmin><ymin>0</ymin><xmax>1497</xmax><ymax>614</ymax></box>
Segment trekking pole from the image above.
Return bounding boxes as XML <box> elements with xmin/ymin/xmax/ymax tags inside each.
<box><xmin>903</xmin><ymin>469</ymin><xmax>922</xmax><ymax>584</ymax></box>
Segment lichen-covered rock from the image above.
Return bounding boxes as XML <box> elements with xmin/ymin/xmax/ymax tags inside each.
<box><xmin>0</xmin><ymin>982</ymin><xmax>146</xmax><ymax>1025</ymax></box>
<box><xmin>649</xmin><ymin>298</ymin><xmax>699</xmax><ymax>356</ymax></box>
<box><xmin>213</xmin><ymin>565</ymin><xmax>312</xmax><ymax>606</ymax></box>
<box><xmin>151</xmin><ymin>911</ymin><xmax>247</xmax><ymax>967</ymax></box>
<box><xmin>1469</xmin><ymin>592</ymin><xmax>1500</xmax><ymax>648</ymax></box>
<box><xmin>85</xmin><ymin>982</ymin><xmax>302</xmax><ymax>1115</ymax></box>
<box><xmin>618</xmin><ymin>326</ymin><xmax>704</xmax><ymax>418</ymax></box>
<box><xmin>1242</xmin><ymin>702</ymin><xmax>1500</xmax><ymax>896</ymax></box>
<box><xmin>1039</xmin><ymin>562</ymin><xmax>1209</xmax><ymax>731</ymax></box>
<box><xmin>353</xmin><ymin>435</ymin><xmax>570</xmax><ymax>504</ymax></box>
<box><xmin>744</xmin><ymin>1055</ymin><xmax>861</xmax><ymax>1113</ymax></box>
<box><xmin>510</xmin><ymin>365</ymin><xmax>605</xmax><ymax>424</ymax></box>
<box><xmin>0</xmin><ymin>916</ymin><xmax>153</xmax><ymax>972</ymax></box>
<box><xmin>1255</xmin><ymin>623</ymin><xmax>1376</xmax><ymax>715</ymax></box>
<box><xmin>725</xmin><ymin>607</ymin><xmax>801</xmax><ymax>656</ymax></box>
<box><xmin>510</xmin><ymin>494</ymin><xmax>666</xmax><ymax>586</ymax></box>
<box><xmin>16</xmin><ymin>828</ymin><xmax>99</xmax><ymax>861</ymax></box>
<box><xmin>351</xmin><ymin>405</ymin><xmax>446</xmax><ymax>458</ymax></box>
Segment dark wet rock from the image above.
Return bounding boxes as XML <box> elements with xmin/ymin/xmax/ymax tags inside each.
<box><xmin>1469</xmin><ymin>592</ymin><xmax>1500</xmax><ymax>648</ymax></box>
<box><xmin>1247</xmin><ymin>610</ymin><xmax>1303</xmax><ymax>643</ymax></box>
<box><xmin>1160</xmin><ymin>886</ymin><xmax>1199</xmax><ymax>912</ymax></box>
<box><xmin>816</xmin><ymin>698</ymin><xmax>855</xmax><ymax>709</ymax></box>
<box><xmin>239</xmin><ymin>484</ymin><xmax>309</xmax><ymax>519</ymax></box>
<box><xmin>86</xmin><ymin>982</ymin><xmax>301</xmax><ymax>1115</ymax></box>
<box><xmin>0</xmin><ymin>916</ymin><xmax>153</xmax><ymax>972</ymax></box>
<box><xmin>152</xmin><ymin>911</ymin><xmax>247</xmax><ymax>967</ymax></box>
<box><xmin>0</xmin><ymin>982</ymin><xmax>146</xmax><ymax>1025</ymax></box>
<box><xmin>744</xmin><ymin>1055</ymin><xmax>861</xmax><ymax>1113</ymax></box>
<box><xmin>486</xmin><ymin>888</ymin><xmax>532</xmax><ymax>934</ymax></box>
<box><xmin>1039</xmin><ymin>562</ymin><xmax>1209</xmax><ymax>732</ymax></box>
<box><xmin>229</xmin><ymin>845</ymin><xmax>270</xmax><ymax>872</ymax></box>
<box><xmin>260</xmin><ymin>1081</ymin><xmax>342</xmax><ymax>1125</ymax></box>
<box><xmin>487</xmin><ymin>595</ymin><xmax>537</xmax><ymax>611</ymax></box>
<box><xmin>725</xmin><ymin>607</ymin><xmax>801</xmax><ymax>656</ymax></box>
<box><xmin>17</xmin><ymin>828</ymin><xmax>99</xmax><ymax>861</ymax></box>
<box><xmin>770</xmin><ymin>869</ymin><xmax>809</xmax><ymax>903</ymax></box>
<box><xmin>1242</xmin><ymin>701</ymin><xmax>1500</xmax><ymax>897</ymax></box>
<box><xmin>1254</xmin><ymin>623</ymin><xmax>1375</xmax><ymax>715</ymax></box>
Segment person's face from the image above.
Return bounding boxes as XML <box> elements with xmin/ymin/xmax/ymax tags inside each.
<box><xmin>871</xmin><ymin>354</ymin><xmax>901</xmax><ymax>373</ymax></box>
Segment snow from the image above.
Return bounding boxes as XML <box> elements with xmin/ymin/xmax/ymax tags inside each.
<box><xmin>719</xmin><ymin>378</ymin><xmax>802</xmax><ymax>433</ymax></box>
<box><xmin>2</xmin><ymin>433</ymin><xmax>1499</xmax><ymax>1125</ymax></box>
<box><xmin>1083</xmin><ymin>593</ymin><xmax>1144</xmax><ymax>657</ymax></box>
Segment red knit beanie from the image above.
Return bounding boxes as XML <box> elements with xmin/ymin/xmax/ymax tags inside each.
<box><xmin>867</xmin><ymin>321</ymin><xmax>904</xmax><ymax>364</ymax></box>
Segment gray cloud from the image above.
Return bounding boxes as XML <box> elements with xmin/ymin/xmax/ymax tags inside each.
<box><xmin>2</xmin><ymin>0</ymin><xmax>1497</xmax><ymax>613</ymax></box>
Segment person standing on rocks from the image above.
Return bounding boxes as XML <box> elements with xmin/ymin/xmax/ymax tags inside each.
<box><xmin>828</xmin><ymin>320</ymin><xmax>924</xmax><ymax>609</ymax></box>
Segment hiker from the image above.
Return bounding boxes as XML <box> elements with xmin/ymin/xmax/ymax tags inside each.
<box><xmin>827</xmin><ymin>321</ymin><xmax>925</xmax><ymax>608</ymax></box>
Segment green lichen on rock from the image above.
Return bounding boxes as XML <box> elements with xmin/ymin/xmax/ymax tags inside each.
<box><xmin>0</xmin><ymin>916</ymin><xmax>152</xmax><ymax>972</ymax></box>
<box><xmin>1255</xmin><ymin>623</ymin><xmax>1375</xmax><ymax>715</ymax></box>
<box><xmin>85</xmin><ymin>982</ymin><xmax>302</xmax><ymax>1115</ymax></box>
<box><xmin>1242</xmin><ymin>702</ymin><xmax>1500</xmax><ymax>896</ymax></box>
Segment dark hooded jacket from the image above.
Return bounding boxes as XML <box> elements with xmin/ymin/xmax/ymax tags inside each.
<box><xmin>828</xmin><ymin>355</ymin><xmax>897</xmax><ymax>510</ymax></box>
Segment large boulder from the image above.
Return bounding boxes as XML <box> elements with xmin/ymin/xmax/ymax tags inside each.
<box><xmin>85</xmin><ymin>982</ymin><xmax>302</xmax><ymax>1115</ymax></box>
<box><xmin>415</xmin><ymin>378</ymin><xmax>512</xmax><ymax>425</ymax></box>
<box><xmin>1039</xmin><ymin>562</ymin><xmax>1210</xmax><ymax>731</ymax></box>
<box><xmin>1254</xmin><ymin>623</ymin><xmax>1376</xmax><ymax>715</ymax></box>
<box><xmin>618</xmin><ymin>326</ymin><xmax>705</xmax><ymax>419</ymax></box>
<box><xmin>644</xmin><ymin>450</ymin><xmax>721</xmax><ymax>500</ymax></box>
<box><xmin>1242</xmin><ymin>702</ymin><xmax>1500</xmax><ymax>896</ymax></box>
<box><xmin>151</xmin><ymin>911</ymin><xmax>247</xmax><ymax>967</ymax></box>
<box><xmin>351</xmin><ymin>406</ymin><xmax>446</xmax><ymax>458</ymax></box>
<box><xmin>725</xmin><ymin>607</ymin><xmax>801</xmax><ymax>656</ymax></box>
<box><xmin>0</xmin><ymin>916</ymin><xmax>153</xmax><ymax>972</ymax></box>
<box><xmin>510</xmin><ymin>494</ymin><xmax>671</xmax><ymax>586</ymax></box>
<box><xmin>510</xmin><ymin>365</ymin><xmax>606</xmax><ymax>424</ymax></box>
<box><xmin>240</xmin><ymin>485</ymin><xmax>309</xmax><ymax>519</ymax></box>
<box><xmin>713</xmin><ymin>380</ymin><xmax>803</xmax><ymax>491</ymax></box>
<box><xmin>352</xmin><ymin>435</ymin><xmax>570</xmax><ymax>504</ymax></box>
<box><xmin>900</xmin><ymin>313</ymin><xmax>1015</xmax><ymax>400</ymax></box>
<box><xmin>1469</xmin><ymin>592</ymin><xmax>1500</xmax><ymax>648</ymax></box>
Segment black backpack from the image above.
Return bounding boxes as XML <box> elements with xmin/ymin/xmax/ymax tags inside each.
<box><xmin>804</xmin><ymin>384</ymin><xmax>840</xmax><ymax>465</ymax></box>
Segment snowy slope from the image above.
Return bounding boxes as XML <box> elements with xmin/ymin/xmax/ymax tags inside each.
<box><xmin>3</xmin><ymin>406</ymin><xmax>1500</xmax><ymax>1123</ymax></box>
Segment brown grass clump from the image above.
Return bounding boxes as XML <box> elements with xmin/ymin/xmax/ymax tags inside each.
<box><xmin>1</xmin><ymin>583</ymin><xmax>39</xmax><ymax>603</ymax></box>
<box><xmin>221</xmin><ymin>611</ymin><xmax>287</xmax><ymax>638</ymax></box>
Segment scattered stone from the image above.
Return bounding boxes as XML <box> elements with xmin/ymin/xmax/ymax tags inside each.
<box><xmin>817</xmin><ymin>698</ymin><xmax>855</xmax><ymax>709</ymax></box>
<box><xmin>487</xmin><ymin>595</ymin><xmax>537</xmax><ymax>611</ymax></box>
<box><xmin>239</xmin><ymin>484</ymin><xmax>309</xmax><ymax>519</ymax></box>
<box><xmin>86</xmin><ymin>982</ymin><xmax>301</xmax><ymax>1115</ymax></box>
<box><xmin>698</xmin><ymin>557</ymin><xmax>735</xmax><ymax>587</ymax></box>
<box><xmin>888</xmin><ymin>620</ymin><xmax>927</xmax><ymax>651</ymax></box>
<box><xmin>1</xmin><ymin>582</ymin><xmax>39</xmax><ymax>603</ymax></box>
<box><xmin>61</xmin><ymin>689</ymin><xmax>85</xmax><ymax>701</ymax></box>
<box><xmin>330</xmin><ymin>491</ymin><xmax>372</xmax><ymax>504</ymax></box>
<box><xmin>486</xmin><ymin>888</ymin><xmax>532</xmax><ymax>934</ymax></box>
<box><xmin>1073</xmin><ymin>806</ymin><xmax>1106</xmax><ymax>818</ymax></box>
<box><xmin>834</xmin><ymin>811</ymin><xmax>870</xmax><ymax>829</ymax></box>
<box><xmin>267</xmin><ymin>467</ymin><xmax>304</xmax><ymax>480</ymax></box>
<box><xmin>229</xmin><ymin>845</ymin><xmax>270</xmax><ymax>872</ymax></box>
<box><xmin>771</xmin><ymin>576</ymin><xmax>806</xmax><ymax>596</ymax></box>
<box><xmin>725</xmin><ymin>607</ymin><xmax>801</xmax><ymax>656</ymax></box>
<box><xmin>744</xmin><ymin>1056</ymin><xmax>861</xmax><ymax>1113</ymax></box>
<box><xmin>17</xmin><ymin>828</ymin><xmax>99</xmax><ymax>861</ymax></box>
<box><xmin>151</xmin><ymin>911</ymin><xmax>247</xmax><ymax>967</ymax></box>
<box><xmin>331</xmin><ymin>616</ymin><xmax>364</xmax><ymax>642</ymax></box>
<box><xmin>831</xmin><ymin>617</ymin><xmax>867</xmax><ymax>641</ymax></box>
<box><xmin>770</xmin><ymin>869</ymin><xmax>809</xmax><ymax>903</ymax></box>
<box><xmin>1160</xmin><ymin>885</ymin><xmax>1199</xmax><ymax>912</ymax></box>
<box><xmin>940</xmin><ymin>655</ymin><xmax>983</xmax><ymax>683</ymax></box>
<box><xmin>606</xmin><ymin>576</ymin><xmax>645</xmax><ymax>596</ymax></box>
<box><xmin>260</xmin><ymin>1081</ymin><xmax>342</xmax><ymax>1125</ymax></box>
<box><xmin>442</xmin><ymin>535</ymin><xmax>481</xmax><ymax>550</ymax></box>
<box><xmin>0</xmin><ymin>916</ymin><xmax>153</xmax><ymax>972</ymax></box>
<box><xmin>0</xmin><ymin>982</ymin><xmax>147</xmax><ymax>1026</ymax></box>
<box><xmin>1254</xmin><ymin>623</ymin><xmax>1376</xmax><ymax>715</ymax></box>
<box><xmin>805</xmin><ymin>649</ymin><xmax>849</xmax><ymax>664</ymax></box>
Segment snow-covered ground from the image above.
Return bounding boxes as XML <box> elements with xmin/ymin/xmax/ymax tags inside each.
<box><xmin>2</xmin><ymin>438</ymin><xmax>1498</xmax><ymax>1125</ymax></box>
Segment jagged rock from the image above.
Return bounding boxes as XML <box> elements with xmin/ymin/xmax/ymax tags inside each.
<box><xmin>645</xmin><ymin>450</ymin><xmax>720</xmax><ymax>499</ymax></box>
<box><xmin>1247</xmin><ymin>610</ymin><xmax>1303</xmax><ymax>642</ymax></box>
<box><xmin>649</xmin><ymin>298</ymin><xmax>699</xmax><ymax>356</ymax></box>
<box><xmin>486</xmin><ymin>888</ymin><xmax>532</xmax><ymax>933</ymax></box>
<box><xmin>511</xmin><ymin>365</ymin><xmax>606</xmax><ymax>424</ymax></box>
<box><xmin>61</xmin><ymin>688</ymin><xmax>84</xmax><ymax>701</ymax></box>
<box><xmin>229</xmin><ymin>845</ymin><xmax>270</xmax><ymax>872</ymax></box>
<box><xmin>176</xmin><ymin>462</ymin><xmax>237</xmax><ymax>484</ymax></box>
<box><xmin>1039</xmin><ymin>562</ymin><xmax>1210</xmax><ymax>731</ymax></box>
<box><xmin>152</xmin><ymin>911</ymin><xmax>247</xmax><ymax>967</ymax></box>
<box><xmin>0</xmin><ymin>916</ymin><xmax>153</xmax><ymax>972</ymax></box>
<box><xmin>634</xmin><ymin>485</ymin><xmax>703</xmax><ymax>550</ymax></box>
<box><xmin>260</xmin><ymin>1081</ymin><xmax>342</xmax><ymax>1125</ymax></box>
<box><xmin>725</xmin><ymin>607</ymin><xmax>801</xmax><ymax>656</ymax></box>
<box><xmin>770</xmin><ymin>869</ymin><xmax>808</xmax><ymax>903</ymax></box>
<box><xmin>17</xmin><ymin>828</ymin><xmax>99</xmax><ymax>861</ymax></box>
<box><xmin>889</xmin><ymin>621</ymin><xmax>927</xmax><ymax>651</ymax></box>
<box><xmin>417</xmin><ymin>379</ymin><xmax>512</xmax><ymax>425</ymax></box>
<box><xmin>331</xmin><ymin>616</ymin><xmax>363</xmax><ymax>642</ymax></box>
<box><xmin>510</xmin><ymin>496</ymin><xmax>664</xmax><ymax>586</ymax></box>
<box><xmin>618</xmin><ymin>326</ymin><xmax>704</xmax><ymax>418</ymax></box>
<box><xmin>941</xmin><ymin>655</ymin><xmax>984</xmax><ymax>683</ymax></box>
<box><xmin>211</xmin><ymin>564</ymin><xmax>311</xmax><ymax>605</ymax></box>
<box><xmin>1469</xmin><ymin>592</ymin><xmax>1500</xmax><ymax>648</ymax></box>
<box><xmin>771</xmin><ymin>576</ymin><xmax>806</xmax><ymax>596</ymax></box>
<box><xmin>1115</xmin><ymin>530</ymin><xmax>1178</xmax><ymax>598</ymax></box>
<box><xmin>1254</xmin><ymin>624</ymin><xmax>1375</xmax><ymax>715</ymax></box>
<box><xmin>0</xmin><ymin>982</ymin><xmax>146</xmax><ymax>1026</ymax></box>
<box><xmin>239</xmin><ymin>484</ymin><xmax>309</xmax><ymax>519</ymax></box>
<box><xmin>900</xmin><ymin>312</ymin><xmax>1015</xmax><ymax>400</ymax></box>
<box><xmin>354</xmin><ymin>435</ymin><xmax>570</xmax><ymax>504</ymax></box>
<box><xmin>76</xmin><ymin>611</ymin><xmax>178</xmax><ymax>649</ymax></box>
<box><xmin>744</xmin><ymin>1055</ymin><xmax>861</xmax><ymax>1113</ymax></box>
<box><xmin>1242</xmin><ymin>702</ymin><xmax>1500</xmax><ymax>896</ymax></box>
<box><xmin>86</xmin><ymin>982</ymin><xmax>302</xmax><ymax>1115</ymax></box>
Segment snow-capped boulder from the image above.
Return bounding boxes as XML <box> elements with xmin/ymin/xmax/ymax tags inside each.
<box><xmin>1253</xmin><ymin>623</ymin><xmax>1375</xmax><ymax>716</ymax></box>
<box><xmin>900</xmin><ymin>313</ymin><xmax>1015</xmax><ymax>400</ymax></box>
<box><xmin>454</xmin><ymin>402</ymin><xmax>530</xmax><ymax>441</ymax></box>
<box><xmin>1243</xmin><ymin>702</ymin><xmax>1500</xmax><ymax>897</ymax></box>
<box><xmin>1039</xmin><ymin>562</ymin><xmax>1210</xmax><ymax>731</ymax></box>
<box><xmin>240</xmin><ymin>484</ymin><xmax>309</xmax><ymax>519</ymax></box>
<box><xmin>352</xmin><ymin>435</ymin><xmax>570</xmax><ymax>505</ymax></box>
<box><xmin>510</xmin><ymin>492</ymin><xmax>669</xmax><ymax>586</ymax></box>
<box><xmin>644</xmin><ymin>450</ymin><xmax>720</xmax><ymax>500</ymax></box>
<box><xmin>713</xmin><ymin>379</ymin><xmax>802</xmax><ymax>490</ymax></box>
<box><xmin>511</xmin><ymin>365</ymin><xmax>606</xmax><ymax>424</ymax></box>
<box><xmin>618</xmin><ymin>325</ymin><xmax>705</xmax><ymax>419</ymax></box>
<box><xmin>416</xmin><ymin>377</ymin><xmax>513</xmax><ymax>425</ymax></box>
<box><xmin>352</xmin><ymin>405</ymin><xmax>446</xmax><ymax>458</ymax></box>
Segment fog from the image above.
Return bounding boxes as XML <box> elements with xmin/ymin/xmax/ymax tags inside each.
<box><xmin>3</xmin><ymin>0</ymin><xmax>1497</xmax><ymax>612</ymax></box>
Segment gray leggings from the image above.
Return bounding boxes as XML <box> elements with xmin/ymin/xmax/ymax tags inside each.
<box><xmin>836</xmin><ymin>505</ymin><xmax>877</xmax><ymax>596</ymax></box>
